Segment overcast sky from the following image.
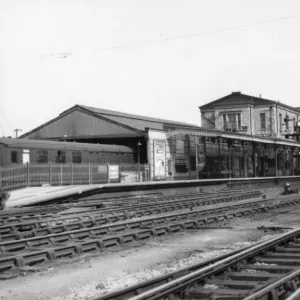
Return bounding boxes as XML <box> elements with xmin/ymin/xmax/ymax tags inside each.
<box><xmin>1</xmin><ymin>0</ymin><xmax>300</xmax><ymax>137</ymax></box>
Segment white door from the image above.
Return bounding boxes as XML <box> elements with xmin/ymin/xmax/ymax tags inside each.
<box><xmin>23</xmin><ymin>150</ymin><xmax>30</xmax><ymax>164</ymax></box>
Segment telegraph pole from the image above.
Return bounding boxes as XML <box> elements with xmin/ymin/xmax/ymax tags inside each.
<box><xmin>14</xmin><ymin>129</ymin><xmax>22</xmax><ymax>138</ymax></box>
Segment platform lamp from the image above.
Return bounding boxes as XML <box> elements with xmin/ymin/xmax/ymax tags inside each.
<box><xmin>137</xmin><ymin>141</ymin><xmax>142</xmax><ymax>181</ymax></box>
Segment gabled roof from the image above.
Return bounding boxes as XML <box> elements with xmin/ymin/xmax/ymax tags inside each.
<box><xmin>20</xmin><ymin>104</ymin><xmax>200</xmax><ymax>139</ymax></box>
<box><xmin>68</xmin><ymin>105</ymin><xmax>199</xmax><ymax>131</ymax></box>
<box><xmin>200</xmin><ymin>92</ymin><xmax>300</xmax><ymax>113</ymax></box>
<box><xmin>295</xmin><ymin>107</ymin><xmax>300</xmax><ymax>112</ymax></box>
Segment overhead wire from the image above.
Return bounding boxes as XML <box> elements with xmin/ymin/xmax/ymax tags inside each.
<box><xmin>0</xmin><ymin>107</ymin><xmax>12</xmax><ymax>136</ymax></box>
<box><xmin>41</xmin><ymin>13</ymin><xmax>300</xmax><ymax>58</ymax></box>
<box><xmin>93</xmin><ymin>13</ymin><xmax>300</xmax><ymax>53</ymax></box>
<box><xmin>0</xmin><ymin>122</ymin><xmax>4</xmax><ymax>136</ymax></box>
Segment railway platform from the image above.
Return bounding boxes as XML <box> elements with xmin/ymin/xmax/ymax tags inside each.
<box><xmin>5</xmin><ymin>175</ymin><xmax>300</xmax><ymax>208</ymax></box>
<box><xmin>6</xmin><ymin>185</ymin><xmax>102</xmax><ymax>208</ymax></box>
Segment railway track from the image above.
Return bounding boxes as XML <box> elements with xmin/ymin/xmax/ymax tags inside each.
<box><xmin>29</xmin><ymin>189</ymin><xmax>246</xmax><ymax>207</ymax></box>
<box><xmin>0</xmin><ymin>195</ymin><xmax>299</xmax><ymax>278</ymax></box>
<box><xmin>69</xmin><ymin>189</ymin><xmax>256</xmax><ymax>207</ymax></box>
<box><xmin>0</xmin><ymin>195</ymin><xmax>270</xmax><ymax>243</ymax></box>
<box><xmin>94</xmin><ymin>241</ymin><xmax>269</xmax><ymax>300</ymax></box>
<box><xmin>0</xmin><ymin>196</ymin><xmax>267</xmax><ymax>241</ymax></box>
<box><xmin>0</xmin><ymin>190</ymin><xmax>260</xmax><ymax>234</ymax></box>
<box><xmin>97</xmin><ymin>226</ymin><xmax>300</xmax><ymax>300</ymax></box>
<box><xmin>0</xmin><ymin>189</ymin><xmax>260</xmax><ymax>227</ymax></box>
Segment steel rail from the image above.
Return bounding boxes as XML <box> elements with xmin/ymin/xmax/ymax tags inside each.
<box><xmin>59</xmin><ymin>190</ymin><xmax>259</xmax><ymax>213</ymax></box>
<box><xmin>32</xmin><ymin>189</ymin><xmax>250</xmax><ymax>206</ymax></box>
<box><xmin>126</xmin><ymin>227</ymin><xmax>300</xmax><ymax>300</ymax></box>
<box><xmin>71</xmin><ymin>189</ymin><xmax>258</xmax><ymax>208</ymax></box>
<box><xmin>243</xmin><ymin>268</ymin><xmax>300</xmax><ymax>300</ymax></box>
<box><xmin>286</xmin><ymin>287</ymin><xmax>300</xmax><ymax>300</ymax></box>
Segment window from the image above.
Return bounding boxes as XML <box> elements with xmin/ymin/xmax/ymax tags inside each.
<box><xmin>72</xmin><ymin>151</ymin><xmax>82</xmax><ymax>163</ymax></box>
<box><xmin>238</xmin><ymin>113</ymin><xmax>241</xmax><ymax>130</ymax></box>
<box><xmin>223</xmin><ymin>114</ymin><xmax>226</xmax><ymax>129</ymax></box>
<box><xmin>260</xmin><ymin>113</ymin><xmax>266</xmax><ymax>130</ymax></box>
<box><xmin>286</xmin><ymin>115</ymin><xmax>289</xmax><ymax>130</ymax></box>
<box><xmin>36</xmin><ymin>150</ymin><xmax>48</xmax><ymax>163</ymax></box>
<box><xmin>11</xmin><ymin>151</ymin><xmax>18</xmax><ymax>163</ymax></box>
<box><xmin>279</xmin><ymin>114</ymin><xmax>282</xmax><ymax>131</ymax></box>
<box><xmin>55</xmin><ymin>151</ymin><xmax>66</xmax><ymax>163</ymax></box>
<box><xmin>223</xmin><ymin>113</ymin><xmax>241</xmax><ymax>130</ymax></box>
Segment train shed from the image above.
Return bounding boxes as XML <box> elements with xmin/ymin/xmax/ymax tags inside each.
<box><xmin>19</xmin><ymin>105</ymin><xmax>201</xmax><ymax>179</ymax></box>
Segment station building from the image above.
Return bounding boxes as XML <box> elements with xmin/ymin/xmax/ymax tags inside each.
<box><xmin>20</xmin><ymin>93</ymin><xmax>300</xmax><ymax>181</ymax></box>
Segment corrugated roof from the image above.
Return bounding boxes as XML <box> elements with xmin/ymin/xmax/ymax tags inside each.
<box><xmin>78</xmin><ymin>105</ymin><xmax>199</xmax><ymax>130</ymax></box>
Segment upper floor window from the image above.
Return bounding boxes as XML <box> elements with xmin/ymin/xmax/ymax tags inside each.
<box><xmin>279</xmin><ymin>114</ymin><xmax>282</xmax><ymax>131</ymax></box>
<box><xmin>260</xmin><ymin>113</ymin><xmax>266</xmax><ymax>130</ymax></box>
<box><xmin>223</xmin><ymin>113</ymin><xmax>241</xmax><ymax>130</ymax></box>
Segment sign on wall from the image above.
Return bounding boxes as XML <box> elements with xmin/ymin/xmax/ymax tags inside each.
<box><xmin>109</xmin><ymin>165</ymin><xmax>119</xmax><ymax>180</ymax></box>
<box><xmin>98</xmin><ymin>165</ymin><xmax>107</xmax><ymax>173</ymax></box>
<box><xmin>153</xmin><ymin>139</ymin><xmax>166</xmax><ymax>180</ymax></box>
<box><xmin>196</xmin><ymin>144</ymin><xmax>206</xmax><ymax>172</ymax></box>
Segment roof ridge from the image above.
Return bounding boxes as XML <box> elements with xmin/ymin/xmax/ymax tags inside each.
<box><xmin>200</xmin><ymin>92</ymin><xmax>300</xmax><ymax>113</ymax></box>
<box><xmin>78</xmin><ymin>104</ymin><xmax>199</xmax><ymax>127</ymax></box>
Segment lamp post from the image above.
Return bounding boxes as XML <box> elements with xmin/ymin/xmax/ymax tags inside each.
<box><xmin>195</xmin><ymin>143</ymin><xmax>199</xmax><ymax>180</ymax></box>
<box><xmin>229</xmin><ymin>144</ymin><xmax>235</xmax><ymax>179</ymax></box>
<box><xmin>137</xmin><ymin>141</ymin><xmax>142</xmax><ymax>182</ymax></box>
<box><xmin>275</xmin><ymin>147</ymin><xmax>282</xmax><ymax>177</ymax></box>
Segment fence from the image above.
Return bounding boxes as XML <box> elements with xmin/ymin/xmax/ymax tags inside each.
<box><xmin>0</xmin><ymin>163</ymin><xmax>150</xmax><ymax>191</ymax></box>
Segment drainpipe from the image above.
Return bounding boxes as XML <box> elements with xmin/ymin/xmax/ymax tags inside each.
<box><xmin>276</xmin><ymin>104</ymin><xmax>278</xmax><ymax>137</ymax></box>
<box><xmin>249</xmin><ymin>100</ymin><xmax>253</xmax><ymax>136</ymax></box>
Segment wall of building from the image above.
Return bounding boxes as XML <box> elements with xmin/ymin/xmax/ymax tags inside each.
<box><xmin>201</xmin><ymin>101</ymin><xmax>300</xmax><ymax>139</ymax></box>
<box><xmin>251</xmin><ymin>105</ymin><xmax>300</xmax><ymax>138</ymax></box>
<box><xmin>202</xmin><ymin>105</ymin><xmax>253</xmax><ymax>135</ymax></box>
<box><xmin>274</xmin><ymin>106</ymin><xmax>300</xmax><ymax>139</ymax></box>
<box><xmin>201</xmin><ymin>111</ymin><xmax>215</xmax><ymax>129</ymax></box>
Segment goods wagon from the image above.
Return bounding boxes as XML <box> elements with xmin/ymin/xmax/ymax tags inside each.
<box><xmin>0</xmin><ymin>138</ymin><xmax>135</xmax><ymax>167</ymax></box>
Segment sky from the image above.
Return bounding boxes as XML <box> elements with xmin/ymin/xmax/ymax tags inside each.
<box><xmin>1</xmin><ymin>0</ymin><xmax>300</xmax><ymax>137</ymax></box>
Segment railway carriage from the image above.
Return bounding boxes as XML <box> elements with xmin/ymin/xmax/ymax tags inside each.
<box><xmin>0</xmin><ymin>138</ymin><xmax>135</xmax><ymax>167</ymax></box>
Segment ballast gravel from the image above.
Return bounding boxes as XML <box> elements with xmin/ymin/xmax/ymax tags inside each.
<box><xmin>49</xmin><ymin>238</ymin><xmax>272</xmax><ymax>300</ymax></box>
